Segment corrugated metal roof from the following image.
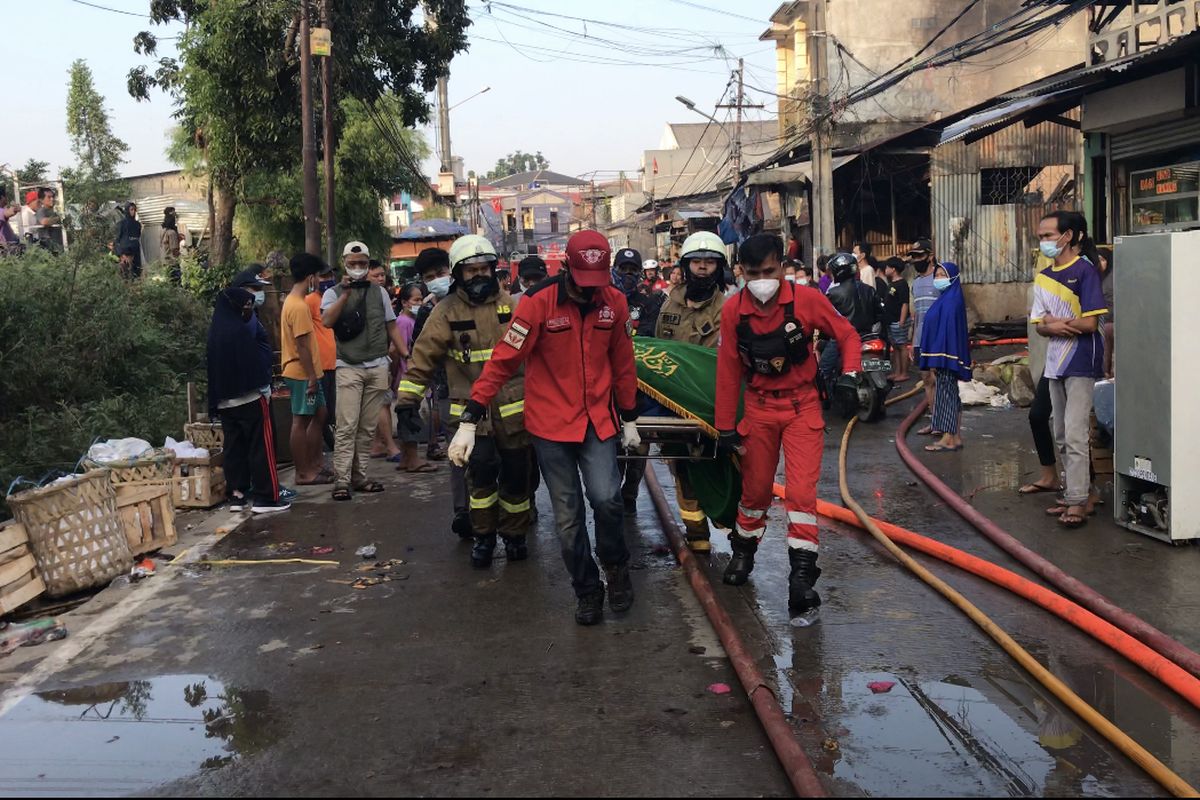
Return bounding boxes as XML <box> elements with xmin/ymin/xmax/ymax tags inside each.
<box><xmin>132</xmin><ymin>194</ymin><xmax>209</xmax><ymax>231</ymax></box>
<box><xmin>938</xmin><ymin>89</ymin><xmax>1079</xmax><ymax>145</ymax></box>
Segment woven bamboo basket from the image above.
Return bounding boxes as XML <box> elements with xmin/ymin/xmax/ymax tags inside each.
<box><xmin>6</xmin><ymin>471</ymin><xmax>134</xmax><ymax>598</ymax></box>
<box><xmin>82</xmin><ymin>449</ymin><xmax>175</xmax><ymax>486</ymax></box>
<box><xmin>183</xmin><ymin>422</ymin><xmax>224</xmax><ymax>451</ymax></box>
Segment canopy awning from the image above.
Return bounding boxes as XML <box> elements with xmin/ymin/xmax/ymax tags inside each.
<box><xmin>938</xmin><ymin>88</ymin><xmax>1080</xmax><ymax>145</ymax></box>
<box><xmin>743</xmin><ymin>154</ymin><xmax>858</xmax><ymax>187</ymax></box>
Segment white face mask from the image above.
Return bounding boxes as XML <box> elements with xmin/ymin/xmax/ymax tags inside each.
<box><xmin>797</xmin><ymin>277</ymin><xmax>809</xmax><ymax>286</ymax></box>
<box><xmin>747</xmin><ymin>278</ymin><xmax>780</xmax><ymax>303</ymax></box>
<box><xmin>427</xmin><ymin>275</ymin><xmax>452</xmax><ymax>298</ymax></box>
<box><xmin>347</xmin><ymin>267</ymin><xmax>368</xmax><ymax>280</ymax></box>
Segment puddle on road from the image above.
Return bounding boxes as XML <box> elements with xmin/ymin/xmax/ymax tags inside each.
<box><xmin>0</xmin><ymin>674</ymin><xmax>277</xmax><ymax>797</ymax></box>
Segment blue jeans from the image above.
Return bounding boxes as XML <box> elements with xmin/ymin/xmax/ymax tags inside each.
<box><xmin>819</xmin><ymin>339</ymin><xmax>841</xmax><ymax>385</ymax></box>
<box><xmin>533</xmin><ymin>425</ymin><xmax>628</xmax><ymax>598</ymax></box>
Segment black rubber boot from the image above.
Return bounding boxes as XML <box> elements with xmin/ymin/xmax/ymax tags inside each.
<box><xmin>575</xmin><ymin>587</ymin><xmax>606</xmax><ymax>626</ymax></box>
<box><xmin>723</xmin><ymin>534</ymin><xmax>759</xmax><ymax>586</ymax></box>
<box><xmin>470</xmin><ymin>534</ymin><xmax>497</xmax><ymax>569</ymax></box>
<box><xmin>787</xmin><ymin>549</ymin><xmax>823</xmax><ymax>616</ymax></box>
<box><xmin>452</xmin><ymin>511</ymin><xmax>473</xmax><ymax>539</ymax></box>
<box><xmin>503</xmin><ymin>535</ymin><xmax>528</xmax><ymax>562</ymax></box>
<box><xmin>603</xmin><ymin>563</ymin><xmax>634</xmax><ymax>612</ymax></box>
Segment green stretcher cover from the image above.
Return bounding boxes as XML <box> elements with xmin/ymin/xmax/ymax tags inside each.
<box><xmin>632</xmin><ymin>338</ymin><xmax>742</xmax><ymax>529</ymax></box>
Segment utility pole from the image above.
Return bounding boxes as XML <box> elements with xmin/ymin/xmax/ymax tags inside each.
<box><xmin>319</xmin><ymin>0</ymin><xmax>336</xmax><ymax>267</ymax></box>
<box><xmin>808</xmin><ymin>0</ymin><xmax>836</xmax><ymax>257</ymax></box>
<box><xmin>436</xmin><ymin>76</ymin><xmax>457</xmax><ymax>223</ymax></box>
<box><xmin>299</xmin><ymin>0</ymin><xmax>320</xmax><ymax>256</ymax></box>
<box><xmin>715</xmin><ymin>59</ymin><xmax>763</xmax><ymax>183</ymax></box>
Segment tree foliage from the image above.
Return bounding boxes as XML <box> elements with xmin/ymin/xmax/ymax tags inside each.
<box><xmin>127</xmin><ymin>0</ymin><xmax>469</xmax><ymax>265</ymax></box>
<box><xmin>15</xmin><ymin>159</ymin><xmax>50</xmax><ymax>185</ymax></box>
<box><xmin>485</xmin><ymin>151</ymin><xmax>550</xmax><ymax>182</ymax></box>
<box><xmin>62</xmin><ymin>60</ymin><xmax>130</xmax><ymax>255</ymax></box>
<box><xmin>236</xmin><ymin>96</ymin><xmax>430</xmax><ymax>259</ymax></box>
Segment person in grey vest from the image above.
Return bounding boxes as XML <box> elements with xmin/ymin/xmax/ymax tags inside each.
<box><xmin>320</xmin><ymin>241</ymin><xmax>410</xmax><ymax>501</ymax></box>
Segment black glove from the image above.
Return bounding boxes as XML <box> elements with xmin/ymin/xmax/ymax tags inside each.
<box><xmin>395</xmin><ymin>405</ymin><xmax>423</xmax><ymax>436</ymax></box>
<box><xmin>833</xmin><ymin>374</ymin><xmax>860</xmax><ymax>420</ymax></box>
<box><xmin>717</xmin><ymin>429</ymin><xmax>743</xmax><ymax>456</ymax></box>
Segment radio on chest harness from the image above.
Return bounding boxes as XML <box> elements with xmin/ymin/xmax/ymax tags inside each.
<box><xmin>736</xmin><ymin>298</ymin><xmax>810</xmax><ymax>376</ymax></box>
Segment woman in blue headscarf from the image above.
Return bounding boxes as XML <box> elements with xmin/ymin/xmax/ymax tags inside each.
<box><xmin>918</xmin><ymin>261</ymin><xmax>970</xmax><ymax>452</ymax></box>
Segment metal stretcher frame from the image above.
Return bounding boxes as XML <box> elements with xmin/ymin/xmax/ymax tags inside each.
<box><xmin>619</xmin><ymin>416</ymin><xmax>717</xmax><ymax>461</ymax></box>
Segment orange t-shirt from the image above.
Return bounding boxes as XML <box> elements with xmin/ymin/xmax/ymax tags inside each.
<box><xmin>281</xmin><ymin>294</ymin><xmax>324</xmax><ymax>380</ymax></box>
<box><xmin>304</xmin><ymin>291</ymin><xmax>336</xmax><ymax>373</ymax></box>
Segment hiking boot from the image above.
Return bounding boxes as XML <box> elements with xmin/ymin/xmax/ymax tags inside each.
<box><xmin>470</xmin><ymin>534</ymin><xmax>497</xmax><ymax>569</ymax></box>
<box><xmin>787</xmin><ymin>548</ymin><xmax>823</xmax><ymax>617</ymax></box>
<box><xmin>723</xmin><ymin>534</ymin><xmax>758</xmax><ymax>586</ymax></box>
<box><xmin>603</xmin><ymin>562</ymin><xmax>634</xmax><ymax>612</ymax></box>
<box><xmin>503</xmin><ymin>535</ymin><xmax>528</xmax><ymax>562</ymax></box>
<box><xmin>575</xmin><ymin>587</ymin><xmax>606</xmax><ymax>626</ymax></box>
<box><xmin>451</xmin><ymin>511</ymin><xmax>473</xmax><ymax>539</ymax></box>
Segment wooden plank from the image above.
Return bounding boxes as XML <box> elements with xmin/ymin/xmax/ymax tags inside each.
<box><xmin>115</xmin><ymin>484</ymin><xmax>171</xmax><ymax>508</ymax></box>
<box><xmin>0</xmin><ymin>575</ymin><xmax>46</xmax><ymax>615</ymax></box>
<box><xmin>0</xmin><ymin>523</ymin><xmax>28</xmax><ymax>554</ymax></box>
<box><xmin>0</xmin><ymin>545</ymin><xmax>29</xmax><ymax>568</ymax></box>
<box><xmin>0</xmin><ymin>553</ymin><xmax>37</xmax><ymax>588</ymax></box>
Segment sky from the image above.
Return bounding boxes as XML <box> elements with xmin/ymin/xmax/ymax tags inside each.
<box><xmin>0</xmin><ymin>0</ymin><xmax>781</xmax><ymax>185</ymax></box>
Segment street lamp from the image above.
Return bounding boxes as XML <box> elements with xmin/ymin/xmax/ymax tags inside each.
<box><xmin>449</xmin><ymin>86</ymin><xmax>492</xmax><ymax>112</ymax></box>
<box><xmin>675</xmin><ymin>95</ymin><xmax>733</xmax><ymax>148</ymax></box>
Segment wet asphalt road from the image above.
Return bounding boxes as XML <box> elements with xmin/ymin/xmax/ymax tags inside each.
<box><xmin>1</xmin><ymin>388</ymin><xmax>1199</xmax><ymax>796</ymax></box>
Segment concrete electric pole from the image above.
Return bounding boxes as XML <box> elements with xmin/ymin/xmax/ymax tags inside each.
<box><xmin>715</xmin><ymin>59</ymin><xmax>763</xmax><ymax>182</ymax></box>
<box><xmin>319</xmin><ymin>0</ymin><xmax>336</xmax><ymax>267</ymax></box>
<box><xmin>299</xmin><ymin>0</ymin><xmax>321</xmax><ymax>256</ymax></box>
<box><xmin>808</xmin><ymin>0</ymin><xmax>836</xmax><ymax>257</ymax></box>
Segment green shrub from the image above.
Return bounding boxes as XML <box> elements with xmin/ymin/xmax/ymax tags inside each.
<box><xmin>0</xmin><ymin>250</ymin><xmax>210</xmax><ymax>514</ymax></box>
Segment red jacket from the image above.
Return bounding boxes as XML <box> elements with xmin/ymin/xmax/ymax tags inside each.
<box><xmin>469</xmin><ymin>275</ymin><xmax>639</xmax><ymax>443</ymax></box>
<box><xmin>716</xmin><ymin>281</ymin><xmax>862</xmax><ymax>431</ymax></box>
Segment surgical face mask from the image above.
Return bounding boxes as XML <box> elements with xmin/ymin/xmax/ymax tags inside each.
<box><xmin>427</xmin><ymin>275</ymin><xmax>451</xmax><ymax>298</ymax></box>
<box><xmin>736</xmin><ymin>276</ymin><xmax>746</xmax><ymax>289</ymax></box>
<box><xmin>747</xmin><ymin>278</ymin><xmax>780</xmax><ymax>303</ymax></box>
<box><xmin>784</xmin><ymin>274</ymin><xmax>796</xmax><ymax>283</ymax></box>
<box><xmin>797</xmin><ymin>277</ymin><xmax>810</xmax><ymax>286</ymax></box>
<box><xmin>347</xmin><ymin>267</ymin><xmax>368</xmax><ymax>280</ymax></box>
<box><xmin>252</xmin><ymin>290</ymin><xmax>266</xmax><ymax>307</ymax></box>
<box><xmin>933</xmin><ymin>277</ymin><xmax>952</xmax><ymax>292</ymax></box>
<box><xmin>1039</xmin><ymin>235</ymin><xmax>1066</xmax><ymax>259</ymax></box>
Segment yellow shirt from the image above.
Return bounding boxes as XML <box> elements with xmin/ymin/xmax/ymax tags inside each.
<box><xmin>281</xmin><ymin>294</ymin><xmax>324</xmax><ymax>381</ymax></box>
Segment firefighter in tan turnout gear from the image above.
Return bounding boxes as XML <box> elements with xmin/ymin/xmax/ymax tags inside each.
<box><xmin>653</xmin><ymin>231</ymin><xmax>728</xmax><ymax>552</ymax></box>
<box><xmin>396</xmin><ymin>235</ymin><xmax>531</xmax><ymax>569</ymax></box>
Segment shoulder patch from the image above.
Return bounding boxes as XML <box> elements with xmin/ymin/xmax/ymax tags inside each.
<box><xmin>510</xmin><ymin>320</ymin><xmax>530</xmax><ymax>337</ymax></box>
<box><xmin>502</xmin><ymin>326</ymin><xmax>527</xmax><ymax>351</ymax></box>
<box><xmin>660</xmin><ymin>312</ymin><xmax>681</xmax><ymax>326</ymax></box>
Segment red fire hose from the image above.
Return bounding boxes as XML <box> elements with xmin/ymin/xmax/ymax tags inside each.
<box><xmin>643</xmin><ymin>467</ymin><xmax>826</xmax><ymax>798</ymax></box>
<box><xmin>969</xmin><ymin>337</ymin><xmax>1028</xmax><ymax>347</ymax></box>
<box><xmin>895</xmin><ymin>398</ymin><xmax>1200</xmax><ymax>678</ymax></box>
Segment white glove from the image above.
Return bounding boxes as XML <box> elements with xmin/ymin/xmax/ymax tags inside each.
<box><xmin>448</xmin><ymin>422</ymin><xmax>477</xmax><ymax>467</ymax></box>
<box><xmin>621</xmin><ymin>420</ymin><xmax>642</xmax><ymax>451</ymax></box>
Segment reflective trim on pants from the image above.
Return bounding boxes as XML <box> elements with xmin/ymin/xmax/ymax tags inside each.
<box><xmin>679</xmin><ymin>507</ymin><xmax>706</xmax><ymax>522</ymax></box>
<box><xmin>470</xmin><ymin>492</ymin><xmax>499</xmax><ymax>509</ymax></box>
<box><xmin>499</xmin><ymin>400</ymin><xmax>525</xmax><ymax>418</ymax></box>
<box><xmin>499</xmin><ymin>497</ymin><xmax>530</xmax><ymax>514</ymax></box>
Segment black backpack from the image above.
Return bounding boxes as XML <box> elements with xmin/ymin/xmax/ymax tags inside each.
<box><xmin>333</xmin><ymin>285</ymin><xmax>370</xmax><ymax>341</ymax></box>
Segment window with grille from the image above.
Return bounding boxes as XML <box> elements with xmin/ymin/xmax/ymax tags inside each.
<box><xmin>980</xmin><ymin>167</ymin><xmax>1044</xmax><ymax>205</ymax></box>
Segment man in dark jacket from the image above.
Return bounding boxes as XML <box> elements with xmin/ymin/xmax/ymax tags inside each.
<box><xmin>821</xmin><ymin>252</ymin><xmax>885</xmax><ymax>389</ymax></box>
<box><xmin>206</xmin><ymin>268</ymin><xmax>288</xmax><ymax>513</ymax></box>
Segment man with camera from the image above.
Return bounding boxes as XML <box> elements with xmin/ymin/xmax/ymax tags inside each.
<box><xmin>320</xmin><ymin>241</ymin><xmax>410</xmax><ymax>501</ymax></box>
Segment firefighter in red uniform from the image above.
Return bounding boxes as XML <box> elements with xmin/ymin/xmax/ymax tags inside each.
<box><xmin>715</xmin><ymin>234</ymin><xmax>862</xmax><ymax>621</ymax></box>
<box><xmin>449</xmin><ymin>230</ymin><xmax>642</xmax><ymax>627</ymax></box>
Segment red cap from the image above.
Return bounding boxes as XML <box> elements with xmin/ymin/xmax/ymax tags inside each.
<box><xmin>565</xmin><ymin>230</ymin><xmax>612</xmax><ymax>287</ymax></box>
<box><xmin>25</xmin><ymin>191</ymin><xmax>38</xmax><ymax>204</ymax></box>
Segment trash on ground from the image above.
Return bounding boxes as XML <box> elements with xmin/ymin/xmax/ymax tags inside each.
<box><xmin>162</xmin><ymin>437</ymin><xmax>210</xmax><ymax>459</ymax></box>
<box><xmin>707</xmin><ymin>683</ymin><xmax>732</xmax><ymax>695</ymax></box>
<box><xmin>310</xmin><ymin>546</ymin><xmax>335</xmax><ymax>556</ymax></box>
<box><xmin>86</xmin><ymin>438</ymin><xmax>154</xmax><ymax>464</ymax></box>
<box><xmin>355</xmin><ymin>545</ymin><xmax>378</xmax><ymax>559</ymax></box>
<box><xmin>0</xmin><ymin>618</ymin><xmax>68</xmax><ymax>657</ymax></box>
<box><xmin>200</xmin><ymin>557</ymin><xmax>339</xmax><ymax>567</ymax></box>
<box><xmin>867</xmin><ymin>681</ymin><xmax>895</xmax><ymax>694</ymax></box>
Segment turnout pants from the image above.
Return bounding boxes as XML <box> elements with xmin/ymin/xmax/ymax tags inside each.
<box><xmin>533</xmin><ymin>425</ymin><xmax>628</xmax><ymax>598</ymax></box>
<box><xmin>467</xmin><ymin>436</ymin><xmax>532</xmax><ymax>538</ymax></box>
<box><xmin>218</xmin><ymin>395</ymin><xmax>280</xmax><ymax>504</ymax></box>
<box><xmin>334</xmin><ymin>364</ymin><xmax>389</xmax><ymax>488</ymax></box>
<box><xmin>733</xmin><ymin>392</ymin><xmax>824</xmax><ymax>552</ymax></box>
<box><xmin>669</xmin><ymin>461</ymin><xmax>710</xmax><ymax>542</ymax></box>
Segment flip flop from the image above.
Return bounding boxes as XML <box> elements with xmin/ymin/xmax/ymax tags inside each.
<box><xmin>924</xmin><ymin>443</ymin><xmax>963</xmax><ymax>452</ymax></box>
<box><xmin>401</xmin><ymin>462</ymin><xmax>439</xmax><ymax>473</ymax></box>
<box><xmin>296</xmin><ymin>474</ymin><xmax>335</xmax><ymax>486</ymax></box>
<box><xmin>332</xmin><ymin>486</ymin><xmax>352</xmax><ymax>502</ymax></box>
<box><xmin>916</xmin><ymin>425</ymin><xmax>944</xmax><ymax>436</ymax></box>
<box><xmin>353</xmin><ymin>481</ymin><xmax>386</xmax><ymax>493</ymax></box>
<box><xmin>1019</xmin><ymin>482</ymin><xmax>1061</xmax><ymax>495</ymax></box>
<box><xmin>1058</xmin><ymin>510</ymin><xmax>1088</xmax><ymax>529</ymax></box>
<box><xmin>384</xmin><ymin>453</ymin><xmax>404</xmax><ymax>463</ymax></box>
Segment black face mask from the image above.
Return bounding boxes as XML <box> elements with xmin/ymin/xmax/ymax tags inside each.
<box><xmin>464</xmin><ymin>274</ymin><xmax>499</xmax><ymax>304</ymax></box>
<box><xmin>615</xmin><ymin>271</ymin><xmax>639</xmax><ymax>297</ymax></box>
<box><xmin>684</xmin><ymin>272</ymin><xmax>718</xmax><ymax>302</ymax></box>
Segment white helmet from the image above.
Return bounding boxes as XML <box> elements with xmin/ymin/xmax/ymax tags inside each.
<box><xmin>679</xmin><ymin>231</ymin><xmax>727</xmax><ymax>266</ymax></box>
<box><xmin>448</xmin><ymin>234</ymin><xmax>498</xmax><ymax>271</ymax></box>
<box><xmin>642</xmin><ymin>259</ymin><xmax>659</xmax><ymax>273</ymax></box>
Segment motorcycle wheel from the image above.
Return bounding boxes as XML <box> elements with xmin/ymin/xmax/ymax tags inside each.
<box><xmin>857</xmin><ymin>383</ymin><xmax>881</xmax><ymax>423</ymax></box>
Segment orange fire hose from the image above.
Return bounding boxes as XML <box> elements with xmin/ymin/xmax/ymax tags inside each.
<box><xmin>771</xmin><ymin>487</ymin><xmax>1200</xmax><ymax>712</ymax></box>
<box><xmin>786</xmin><ymin>397</ymin><xmax>1197</xmax><ymax>796</ymax></box>
<box><xmin>970</xmin><ymin>337</ymin><xmax>1028</xmax><ymax>346</ymax></box>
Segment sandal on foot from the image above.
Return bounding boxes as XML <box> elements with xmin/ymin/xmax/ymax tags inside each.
<box><xmin>332</xmin><ymin>486</ymin><xmax>352</xmax><ymax>502</ymax></box>
<box><xmin>1058</xmin><ymin>509</ymin><xmax>1088</xmax><ymax>529</ymax></box>
<box><xmin>401</xmin><ymin>462</ymin><xmax>438</xmax><ymax>473</ymax></box>
<box><xmin>1019</xmin><ymin>482</ymin><xmax>1061</xmax><ymax>495</ymax></box>
<box><xmin>924</xmin><ymin>443</ymin><xmax>963</xmax><ymax>452</ymax></box>
<box><xmin>353</xmin><ymin>481</ymin><xmax>385</xmax><ymax>493</ymax></box>
<box><xmin>916</xmin><ymin>425</ymin><xmax>943</xmax><ymax>436</ymax></box>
